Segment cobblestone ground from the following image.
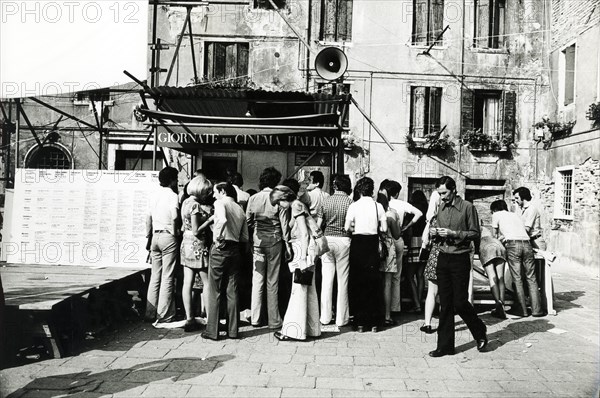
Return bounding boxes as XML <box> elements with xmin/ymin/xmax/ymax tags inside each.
<box><xmin>1</xmin><ymin>263</ymin><xmax>598</xmax><ymax>398</ymax></box>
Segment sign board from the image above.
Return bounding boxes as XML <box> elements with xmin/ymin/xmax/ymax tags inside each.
<box><xmin>3</xmin><ymin>169</ymin><xmax>157</xmax><ymax>267</ymax></box>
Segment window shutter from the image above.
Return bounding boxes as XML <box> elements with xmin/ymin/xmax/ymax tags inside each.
<box><xmin>475</xmin><ymin>0</ymin><xmax>490</xmax><ymax>48</ymax></box>
<box><xmin>411</xmin><ymin>87</ymin><xmax>426</xmax><ymax>137</ymax></box>
<box><xmin>564</xmin><ymin>44</ymin><xmax>576</xmax><ymax>105</ymax></box>
<box><xmin>225</xmin><ymin>44</ymin><xmax>237</xmax><ymax>80</ymax></box>
<box><xmin>237</xmin><ymin>44</ymin><xmax>249</xmax><ymax>80</ymax></box>
<box><xmin>205</xmin><ymin>43</ymin><xmax>214</xmax><ymax>80</ymax></box>
<box><xmin>428</xmin><ymin>0</ymin><xmax>444</xmax><ymax>45</ymax></box>
<box><xmin>214</xmin><ymin>43</ymin><xmax>226</xmax><ymax>80</ymax></box>
<box><xmin>502</xmin><ymin>90</ymin><xmax>516</xmax><ymax>141</ymax></box>
<box><xmin>413</xmin><ymin>0</ymin><xmax>429</xmax><ymax>44</ymax></box>
<box><xmin>461</xmin><ymin>89</ymin><xmax>474</xmax><ymax>134</ymax></box>
<box><xmin>429</xmin><ymin>87</ymin><xmax>442</xmax><ymax>133</ymax></box>
<box><xmin>339</xmin><ymin>0</ymin><xmax>353</xmax><ymax>42</ymax></box>
<box><xmin>322</xmin><ymin>0</ymin><xmax>337</xmax><ymax>41</ymax></box>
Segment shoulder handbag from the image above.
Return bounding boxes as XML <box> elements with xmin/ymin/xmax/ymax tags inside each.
<box><xmin>375</xmin><ymin>203</ymin><xmax>389</xmax><ymax>262</ymax></box>
<box><xmin>293</xmin><ymin>268</ymin><xmax>313</xmax><ymax>285</ymax></box>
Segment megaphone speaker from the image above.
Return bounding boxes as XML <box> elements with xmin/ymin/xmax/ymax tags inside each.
<box><xmin>314</xmin><ymin>47</ymin><xmax>348</xmax><ymax>81</ymax></box>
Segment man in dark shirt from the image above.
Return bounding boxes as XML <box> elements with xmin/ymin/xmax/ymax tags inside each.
<box><xmin>429</xmin><ymin>176</ymin><xmax>488</xmax><ymax>357</ymax></box>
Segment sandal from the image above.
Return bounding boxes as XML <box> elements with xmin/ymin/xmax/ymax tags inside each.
<box><xmin>274</xmin><ymin>331</ymin><xmax>300</xmax><ymax>342</ymax></box>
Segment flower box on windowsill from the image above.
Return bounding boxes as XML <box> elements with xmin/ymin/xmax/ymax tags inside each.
<box><xmin>467</xmin><ymin>146</ymin><xmax>509</xmax><ymax>154</ymax></box>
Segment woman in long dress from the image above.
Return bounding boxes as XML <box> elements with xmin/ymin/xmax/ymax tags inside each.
<box><xmin>272</xmin><ymin>183</ymin><xmax>321</xmax><ymax>341</ymax></box>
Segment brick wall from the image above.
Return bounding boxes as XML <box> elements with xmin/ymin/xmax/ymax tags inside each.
<box><xmin>539</xmin><ymin>157</ymin><xmax>600</xmax><ymax>268</ymax></box>
<box><xmin>551</xmin><ymin>0</ymin><xmax>600</xmax><ymax>50</ymax></box>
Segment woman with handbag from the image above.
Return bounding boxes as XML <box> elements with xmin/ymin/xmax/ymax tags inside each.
<box><xmin>345</xmin><ymin>177</ymin><xmax>388</xmax><ymax>333</ymax></box>
<box><xmin>272</xmin><ymin>182</ymin><xmax>322</xmax><ymax>342</ymax></box>
<box><xmin>377</xmin><ymin>189</ymin><xmax>402</xmax><ymax>327</ymax></box>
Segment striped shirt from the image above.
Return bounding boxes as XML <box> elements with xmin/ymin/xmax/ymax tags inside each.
<box><xmin>317</xmin><ymin>191</ymin><xmax>353</xmax><ymax>237</ymax></box>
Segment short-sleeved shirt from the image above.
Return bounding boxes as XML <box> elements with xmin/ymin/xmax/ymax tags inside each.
<box><xmin>520</xmin><ymin>202</ymin><xmax>543</xmax><ymax>238</ymax></box>
<box><xmin>148</xmin><ymin>186</ymin><xmax>179</xmax><ymax>234</ymax></box>
<box><xmin>344</xmin><ymin>196</ymin><xmax>387</xmax><ymax>236</ymax></box>
<box><xmin>492</xmin><ymin>210</ymin><xmax>530</xmax><ymax>240</ymax></box>
<box><xmin>317</xmin><ymin>191</ymin><xmax>353</xmax><ymax>237</ymax></box>
<box><xmin>246</xmin><ymin>188</ymin><xmax>290</xmax><ymax>247</ymax></box>
<box><xmin>389</xmin><ymin>199</ymin><xmax>422</xmax><ymax>228</ymax></box>
<box><xmin>305</xmin><ymin>187</ymin><xmax>330</xmax><ymax>217</ymax></box>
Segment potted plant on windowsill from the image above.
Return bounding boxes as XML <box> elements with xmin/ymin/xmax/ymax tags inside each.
<box><xmin>586</xmin><ymin>102</ymin><xmax>600</xmax><ymax>126</ymax></box>
<box><xmin>533</xmin><ymin>117</ymin><xmax>576</xmax><ymax>150</ymax></box>
<box><xmin>406</xmin><ymin>130</ymin><xmax>455</xmax><ymax>154</ymax></box>
<box><xmin>460</xmin><ymin>128</ymin><xmax>510</xmax><ymax>153</ymax></box>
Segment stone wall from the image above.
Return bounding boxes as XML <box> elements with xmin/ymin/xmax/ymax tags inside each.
<box><xmin>551</xmin><ymin>0</ymin><xmax>600</xmax><ymax>50</ymax></box>
<box><xmin>539</xmin><ymin>157</ymin><xmax>600</xmax><ymax>269</ymax></box>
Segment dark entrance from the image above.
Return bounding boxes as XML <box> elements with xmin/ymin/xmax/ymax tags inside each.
<box><xmin>202</xmin><ymin>155</ymin><xmax>238</xmax><ymax>183</ymax></box>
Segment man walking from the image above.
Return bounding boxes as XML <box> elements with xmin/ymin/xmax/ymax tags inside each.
<box><xmin>202</xmin><ymin>182</ymin><xmax>249</xmax><ymax>340</ymax></box>
<box><xmin>246</xmin><ymin>167</ymin><xmax>291</xmax><ymax>329</ymax></box>
<box><xmin>491</xmin><ymin>199</ymin><xmax>544</xmax><ymax>317</ymax></box>
<box><xmin>429</xmin><ymin>176</ymin><xmax>487</xmax><ymax>357</ymax></box>
<box><xmin>316</xmin><ymin>174</ymin><xmax>353</xmax><ymax>327</ymax></box>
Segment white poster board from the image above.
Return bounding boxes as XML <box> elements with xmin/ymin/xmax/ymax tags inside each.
<box><xmin>3</xmin><ymin>169</ymin><xmax>158</xmax><ymax>267</ymax></box>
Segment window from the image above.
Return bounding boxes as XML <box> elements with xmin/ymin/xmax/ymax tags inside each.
<box><xmin>412</xmin><ymin>0</ymin><xmax>444</xmax><ymax>46</ymax></box>
<box><xmin>320</xmin><ymin>0</ymin><xmax>353</xmax><ymax>42</ymax></box>
<box><xmin>115</xmin><ymin>150</ymin><xmax>164</xmax><ymax>171</ymax></box>
<box><xmin>204</xmin><ymin>42</ymin><xmax>249</xmax><ymax>84</ymax></box>
<box><xmin>317</xmin><ymin>82</ymin><xmax>350</xmax><ymax>128</ymax></box>
<box><xmin>25</xmin><ymin>144</ymin><xmax>72</xmax><ymax>169</ymax></box>
<box><xmin>560</xmin><ymin>43</ymin><xmax>576</xmax><ymax>106</ymax></box>
<box><xmin>474</xmin><ymin>0</ymin><xmax>505</xmax><ymax>49</ymax></box>
<box><xmin>462</xmin><ymin>89</ymin><xmax>516</xmax><ymax>142</ymax></box>
<box><xmin>554</xmin><ymin>166</ymin><xmax>574</xmax><ymax>219</ymax></box>
<box><xmin>410</xmin><ymin>86</ymin><xmax>442</xmax><ymax>138</ymax></box>
<box><xmin>254</xmin><ymin>0</ymin><xmax>285</xmax><ymax>9</ymax></box>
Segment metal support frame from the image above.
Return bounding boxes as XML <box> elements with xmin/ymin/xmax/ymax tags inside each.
<box><xmin>165</xmin><ymin>7</ymin><xmax>192</xmax><ymax>86</ymax></box>
<box><xmin>350</xmin><ymin>97</ymin><xmax>394</xmax><ymax>151</ymax></box>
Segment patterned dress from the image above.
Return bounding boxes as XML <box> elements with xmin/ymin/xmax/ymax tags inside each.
<box><xmin>180</xmin><ymin>197</ymin><xmax>211</xmax><ymax>270</ymax></box>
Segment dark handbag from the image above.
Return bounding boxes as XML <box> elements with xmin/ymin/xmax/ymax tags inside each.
<box><xmin>375</xmin><ymin>203</ymin><xmax>389</xmax><ymax>262</ymax></box>
<box><xmin>293</xmin><ymin>268</ymin><xmax>313</xmax><ymax>285</ymax></box>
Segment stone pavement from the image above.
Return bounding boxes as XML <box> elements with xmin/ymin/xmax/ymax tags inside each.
<box><xmin>1</xmin><ymin>262</ymin><xmax>599</xmax><ymax>398</ymax></box>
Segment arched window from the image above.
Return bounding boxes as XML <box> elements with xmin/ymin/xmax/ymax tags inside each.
<box><xmin>25</xmin><ymin>143</ymin><xmax>73</xmax><ymax>169</ymax></box>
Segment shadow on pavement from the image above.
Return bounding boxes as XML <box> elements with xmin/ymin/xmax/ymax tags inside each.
<box><xmin>455</xmin><ymin>318</ymin><xmax>553</xmax><ymax>354</ymax></box>
<box><xmin>7</xmin><ymin>355</ymin><xmax>234</xmax><ymax>398</ymax></box>
<box><xmin>553</xmin><ymin>290</ymin><xmax>585</xmax><ymax>313</ymax></box>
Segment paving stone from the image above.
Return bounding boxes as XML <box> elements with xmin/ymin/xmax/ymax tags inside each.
<box><xmin>380</xmin><ymin>391</ymin><xmax>428</xmax><ymax>397</ymax></box>
<box><xmin>121</xmin><ymin>370</ymin><xmax>180</xmax><ymax>384</ymax></box>
<box><xmin>62</xmin><ymin>356</ymin><xmax>117</xmax><ymax>370</ymax></box>
<box><xmin>296</xmin><ymin>346</ymin><xmax>338</xmax><ymax>356</ymax></box>
<box><xmin>249</xmin><ymin>353</ymin><xmax>292</xmax><ymax>363</ymax></box>
<box><xmin>362</xmin><ymin>378</ymin><xmax>407</xmax><ymax>391</ymax></box>
<box><xmin>314</xmin><ymin>355</ymin><xmax>353</xmax><ymax>365</ymax></box>
<box><xmin>503</xmin><ymin>367</ymin><xmax>543</xmax><ymax>381</ymax></box>
<box><xmin>141</xmin><ymin>383</ymin><xmax>191</xmax><ymax>397</ymax></box>
<box><xmin>404</xmin><ymin>379</ymin><xmax>448</xmax><ymax>392</ymax></box>
<box><xmin>428</xmin><ymin>392</ymin><xmax>488</xmax><ymax>397</ymax></box>
<box><xmin>407</xmin><ymin>366</ymin><xmax>462</xmax><ymax>380</ymax></box>
<box><xmin>186</xmin><ymin>385</ymin><xmax>237</xmax><ymax>397</ymax></box>
<box><xmin>108</xmin><ymin>357</ymin><xmax>169</xmax><ymax>371</ymax></box>
<box><xmin>232</xmin><ymin>386</ymin><xmax>282</xmax><ymax>397</ymax></box>
<box><xmin>337</xmin><ymin>348</ymin><xmax>375</xmax><ymax>357</ymax></box>
<box><xmin>352</xmin><ymin>366</ymin><xmax>408</xmax><ymax>379</ymax></box>
<box><xmin>281</xmin><ymin>387</ymin><xmax>332</xmax><ymax>397</ymax></box>
<box><xmin>353</xmin><ymin>356</ymin><xmax>395</xmax><ymax>366</ymax></box>
<box><xmin>347</xmin><ymin>340</ymin><xmax>381</xmax><ymax>348</ymax></box>
<box><xmin>305</xmin><ymin>365</ymin><xmax>354</xmax><ymax>377</ymax></box>
<box><xmin>260</xmin><ymin>363</ymin><xmax>306</xmax><ymax>376</ymax></box>
<box><xmin>444</xmin><ymin>380</ymin><xmax>504</xmax><ymax>393</ymax></box>
<box><xmin>458</xmin><ymin>367</ymin><xmax>513</xmax><ymax>381</ymax></box>
<box><xmin>497</xmin><ymin>380</ymin><xmax>552</xmax><ymax>393</ymax></box>
<box><xmin>267</xmin><ymin>376</ymin><xmax>315</xmax><ymax>389</ymax></box>
<box><xmin>211</xmin><ymin>361</ymin><xmax>262</xmax><ymax>375</ymax></box>
<box><xmin>176</xmin><ymin>373</ymin><xmax>224</xmax><ymax>385</ymax></box>
<box><xmin>289</xmin><ymin>354</ymin><xmax>315</xmax><ymax>364</ymax></box>
<box><xmin>392</xmin><ymin>357</ymin><xmax>429</xmax><ymax>368</ymax></box>
<box><xmin>542</xmin><ymin>381</ymin><xmax>598</xmax><ymax>397</ymax></box>
<box><xmin>316</xmin><ymin>377</ymin><xmax>364</xmax><ymax>390</ymax></box>
<box><xmin>96</xmin><ymin>381</ymin><xmax>147</xmax><ymax>394</ymax></box>
<box><xmin>164</xmin><ymin>358</ymin><xmax>217</xmax><ymax>373</ymax></box>
<box><xmin>124</xmin><ymin>347</ymin><xmax>170</xmax><ymax>359</ymax></box>
<box><xmin>331</xmin><ymin>389</ymin><xmax>381</xmax><ymax>397</ymax></box>
<box><xmin>220</xmin><ymin>374</ymin><xmax>270</xmax><ymax>387</ymax></box>
<box><xmin>84</xmin><ymin>368</ymin><xmax>131</xmax><ymax>382</ymax></box>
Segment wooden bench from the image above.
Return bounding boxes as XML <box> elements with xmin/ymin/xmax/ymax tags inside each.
<box><xmin>0</xmin><ymin>263</ymin><xmax>150</xmax><ymax>358</ymax></box>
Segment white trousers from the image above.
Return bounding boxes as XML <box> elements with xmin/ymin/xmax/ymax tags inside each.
<box><xmin>319</xmin><ymin>236</ymin><xmax>351</xmax><ymax>326</ymax></box>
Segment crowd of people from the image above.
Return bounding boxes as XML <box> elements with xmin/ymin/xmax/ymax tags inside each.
<box><xmin>144</xmin><ymin>166</ymin><xmax>548</xmax><ymax>356</ymax></box>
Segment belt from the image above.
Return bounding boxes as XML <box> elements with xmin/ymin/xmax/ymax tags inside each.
<box><xmin>505</xmin><ymin>239</ymin><xmax>530</xmax><ymax>242</ymax></box>
<box><xmin>154</xmin><ymin>230</ymin><xmax>170</xmax><ymax>234</ymax></box>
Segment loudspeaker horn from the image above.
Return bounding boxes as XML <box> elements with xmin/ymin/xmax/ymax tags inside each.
<box><xmin>314</xmin><ymin>47</ymin><xmax>348</xmax><ymax>81</ymax></box>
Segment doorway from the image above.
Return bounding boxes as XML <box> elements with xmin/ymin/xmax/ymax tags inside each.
<box><xmin>201</xmin><ymin>156</ymin><xmax>238</xmax><ymax>183</ymax></box>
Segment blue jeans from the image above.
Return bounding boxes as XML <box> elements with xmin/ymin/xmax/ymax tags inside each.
<box><xmin>505</xmin><ymin>240</ymin><xmax>543</xmax><ymax>315</ymax></box>
<box><xmin>145</xmin><ymin>232</ymin><xmax>178</xmax><ymax>322</ymax></box>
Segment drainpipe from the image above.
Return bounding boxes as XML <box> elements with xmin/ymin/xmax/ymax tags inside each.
<box><xmin>305</xmin><ymin>0</ymin><xmax>312</xmax><ymax>91</ymax></box>
<box><xmin>458</xmin><ymin>0</ymin><xmax>466</xmax><ymax>176</ymax></box>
